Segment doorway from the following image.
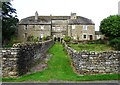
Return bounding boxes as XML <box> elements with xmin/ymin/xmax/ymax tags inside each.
<box><xmin>89</xmin><ymin>35</ymin><xmax>93</xmax><ymax>40</ymax></box>
<box><xmin>58</xmin><ymin>37</ymin><xmax>60</xmax><ymax>42</ymax></box>
<box><xmin>54</xmin><ymin>37</ymin><xmax>57</xmax><ymax>41</ymax></box>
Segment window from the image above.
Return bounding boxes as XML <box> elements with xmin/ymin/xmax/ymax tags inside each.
<box><xmin>24</xmin><ymin>33</ymin><xmax>27</xmax><ymax>38</ymax></box>
<box><xmin>24</xmin><ymin>25</ymin><xmax>27</xmax><ymax>30</ymax></box>
<box><xmin>83</xmin><ymin>25</ymin><xmax>87</xmax><ymax>30</ymax></box>
<box><xmin>40</xmin><ymin>34</ymin><xmax>43</xmax><ymax>38</ymax></box>
<box><xmin>57</xmin><ymin>28</ymin><xmax>61</xmax><ymax>31</ymax></box>
<box><xmin>33</xmin><ymin>25</ymin><xmax>35</xmax><ymax>28</ymax></box>
<box><xmin>41</xmin><ymin>26</ymin><xmax>44</xmax><ymax>30</ymax></box>
<box><xmin>72</xmin><ymin>25</ymin><xmax>75</xmax><ymax>29</ymax></box>
<box><xmin>83</xmin><ymin>35</ymin><xmax>86</xmax><ymax>38</ymax></box>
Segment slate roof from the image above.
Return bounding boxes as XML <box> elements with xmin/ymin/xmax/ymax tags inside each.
<box><xmin>19</xmin><ymin>16</ymin><xmax>95</xmax><ymax>25</ymax></box>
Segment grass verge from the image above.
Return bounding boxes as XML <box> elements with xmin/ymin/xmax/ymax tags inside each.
<box><xmin>68</xmin><ymin>43</ymin><xmax>115</xmax><ymax>52</ymax></box>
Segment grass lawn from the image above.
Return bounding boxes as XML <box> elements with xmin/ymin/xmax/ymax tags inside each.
<box><xmin>2</xmin><ymin>42</ymin><xmax>120</xmax><ymax>82</ymax></box>
<box><xmin>68</xmin><ymin>43</ymin><xmax>115</xmax><ymax>52</ymax></box>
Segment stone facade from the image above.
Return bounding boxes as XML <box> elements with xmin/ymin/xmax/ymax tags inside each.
<box><xmin>68</xmin><ymin>25</ymin><xmax>95</xmax><ymax>40</ymax></box>
<box><xmin>1</xmin><ymin>40</ymin><xmax>54</xmax><ymax>78</ymax></box>
<box><xmin>63</xmin><ymin>41</ymin><xmax>120</xmax><ymax>75</ymax></box>
<box><xmin>18</xmin><ymin>12</ymin><xmax>95</xmax><ymax>42</ymax></box>
<box><xmin>18</xmin><ymin>24</ymin><xmax>51</xmax><ymax>41</ymax></box>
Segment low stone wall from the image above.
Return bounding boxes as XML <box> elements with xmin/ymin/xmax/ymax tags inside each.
<box><xmin>1</xmin><ymin>40</ymin><xmax>54</xmax><ymax>78</ymax></box>
<box><xmin>63</xmin><ymin>41</ymin><xmax>120</xmax><ymax>75</ymax></box>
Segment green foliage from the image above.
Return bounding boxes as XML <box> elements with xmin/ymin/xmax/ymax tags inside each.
<box><xmin>88</xmin><ymin>39</ymin><xmax>104</xmax><ymax>44</ymax></box>
<box><xmin>27</xmin><ymin>36</ymin><xmax>39</xmax><ymax>42</ymax></box>
<box><xmin>27</xmin><ymin>35</ymin><xmax>34</xmax><ymax>42</ymax></box>
<box><xmin>100</xmin><ymin>15</ymin><xmax>120</xmax><ymax>38</ymax></box>
<box><xmin>33</xmin><ymin>37</ymin><xmax>39</xmax><ymax>42</ymax></box>
<box><xmin>109</xmin><ymin>38</ymin><xmax>120</xmax><ymax>50</ymax></box>
<box><xmin>42</xmin><ymin>36</ymin><xmax>47</xmax><ymax>41</ymax></box>
<box><xmin>2</xmin><ymin>2</ymin><xmax>19</xmax><ymax>44</ymax></box>
<box><xmin>3</xmin><ymin>35</ymin><xmax>21</xmax><ymax>48</ymax></box>
<box><xmin>63</xmin><ymin>36</ymin><xmax>71</xmax><ymax>42</ymax></box>
<box><xmin>69</xmin><ymin>43</ymin><xmax>114</xmax><ymax>52</ymax></box>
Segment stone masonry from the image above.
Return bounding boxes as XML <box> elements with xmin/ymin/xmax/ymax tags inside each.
<box><xmin>1</xmin><ymin>40</ymin><xmax>54</xmax><ymax>78</ymax></box>
<box><xmin>63</xmin><ymin>41</ymin><xmax>120</xmax><ymax>75</ymax></box>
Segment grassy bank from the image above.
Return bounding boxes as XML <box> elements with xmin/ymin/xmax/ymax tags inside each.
<box><xmin>68</xmin><ymin>43</ymin><xmax>115</xmax><ymax>52</ymax></box>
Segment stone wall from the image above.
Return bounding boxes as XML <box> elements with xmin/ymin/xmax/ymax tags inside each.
<box><xmin>1</xmin><ymin>40</ymin><xmax>54</xmax><ymax>78</ymax></box>
<box><xmin>63</xmin><ymin>41</ymin><xmax>120</xmax><ymax>75</ymax></box>
<box><xmin>18</xmin><ymin>25</ymin><xmax>51</xmax><ymax>42</ymax></box>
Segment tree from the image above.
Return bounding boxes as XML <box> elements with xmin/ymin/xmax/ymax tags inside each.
<box><xmin>2</xmin><ymin>1</ymin><xmax>19</xmax><ymax>44</ymax></box>
<box><xmin>100</xmin><ymin>15</ymin><xmax>120</xmax><ymax>38</ymax></box>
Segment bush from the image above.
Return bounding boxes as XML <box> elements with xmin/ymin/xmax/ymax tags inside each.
<box><xmin>63</xmin><ymin>36</ymin><xmax>71</xmax><ymax>42</ymax></box>
<box><xmin>3</xmin><ymin>36</ymin><xmax>21</xmax><ymax>48</ymax></box>
<box><xmin>27</xmin><ymin>35</ymin><xmax>34</xmax><ymax>42</ymax></box>
<box><xmin>34</xmin><ymin>37</ymin><xmax>39</xmax><ymax>42</ymax></box>
<box><xmin>42</xmin><ymin>36</ymin><xmax>47</xmax><ymax>41</ymax></box>
<box><xmin>109</xmin><ymin>38</ymin><xmax>120</xmax><ymax>50</ymax></box>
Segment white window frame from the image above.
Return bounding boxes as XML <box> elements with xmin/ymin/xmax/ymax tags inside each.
<box><xmin>40</xmin><ymin>34</ymin><xmax>43</xmax><ymax>38</ymax></box>
<box><xmin>72</xmin><ymin>25</ymin><xmax>75</xmax><ymax>29</ymax></box>
<box><xmin>24</xmin><ymin>25</ymin><xmax>27</xmax><ymax>30</ymax></box>
<box><xmin>83</xmin><ymin>25</ymin><xmax>87</xmax><ymax>30</ymax></box>
<box><xmin>41</xmin><ymin>26</ymin><xmax>44</xmax><ymax>30</ymax></box>
<box><xmin>24</xmin><ymin>33</ymin><xmax>27</xmax><ymax>38</ymax></box>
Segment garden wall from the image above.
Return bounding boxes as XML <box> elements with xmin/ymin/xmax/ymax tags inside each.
<box><xmin>63</xmin><ymin>41</ymin><xmax>120</xmax><ymax>75</ymax></box>
<box><xmin>1</xmin><ymin>40</ymin><xmax>54</xmax><ymax>78</ymax></box>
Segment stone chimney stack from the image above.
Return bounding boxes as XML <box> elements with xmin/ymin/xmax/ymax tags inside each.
<box><xmin>118</xmin><ymin>1</ymin><xmax>120</xmax><ymax>15</ymax></box>
<box><xmin>35</xmin><ymin>11</ymin><xmax>38</xmax><ymax>21</ymax></box>
<box><xmin>70</xmin><ymin>12</ymin><xmax>77</xmax><ymax>19</ymax></box>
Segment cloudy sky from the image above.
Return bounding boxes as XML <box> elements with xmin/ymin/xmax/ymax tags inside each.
<box><xmin>11</xmin><ymin>0</ymin><xmax>120</xmax><ymax>31</ymax></box>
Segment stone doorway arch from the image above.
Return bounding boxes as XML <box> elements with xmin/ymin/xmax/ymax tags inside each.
<box><xmin>54</xmin><ymin>37</ymin><xmax>57</xmax><ymax>41</ymax></box>
<box><xmin>58</xmin><ymin>37</ymin><xmax>60</xmax><ymax>42</ymax></box>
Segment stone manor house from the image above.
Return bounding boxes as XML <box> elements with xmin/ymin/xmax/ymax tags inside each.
<box><xmin>18</xmin><ymin>11</ymin><xmax>101</xmax><ymax>42</ymax></box>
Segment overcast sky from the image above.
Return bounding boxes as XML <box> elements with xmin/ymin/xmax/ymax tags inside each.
<box><xmin>11</xmin><ymin>0</ymin><xmax>120</xmax><ymax>31</ymax></box>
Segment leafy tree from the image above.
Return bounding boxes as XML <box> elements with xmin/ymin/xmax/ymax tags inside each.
<box><xmin>100</xmin><ymin>15</ymin><xmax>120</xmax><ymax>38</ymax></box>
<box><xmin>2</xmin><ymin>1</ymin><xmax>19</xmax><ymax>44</ymax></box>
<box><xmin>109</xmin><ymin>37</ymin><xmax>120</xmax><ymax>50</ymax></box>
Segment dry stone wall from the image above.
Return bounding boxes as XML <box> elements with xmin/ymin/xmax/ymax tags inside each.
<box><xmin>1</xmin><ymin>40</ymin><xmax>54</xmax><ymax>78</ymax></box>
<box><xmin>63</xmin><ymin>41</ymin><xmax>120</xmax><ymax>75</ymax></box>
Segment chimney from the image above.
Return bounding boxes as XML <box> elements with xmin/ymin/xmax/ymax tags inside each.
<box><xmin>35</xmin><ymin>11</ymin><xmax>38</xmax><ymax>21</ymax></box>
<box><xmin>70</xmin><ymin>12</ymin><xmax>77</xmax><ymax>19</ymax></box>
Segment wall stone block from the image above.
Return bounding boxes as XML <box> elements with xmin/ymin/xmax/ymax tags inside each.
<box><xmin>1</xmin><ymin>40</ymin><xmax>54</xmax><ymax>78</ymax></box>
<box><xmin>63</xmin><ymin>41</ymin><xmax>120</xmax><ymax>75</ymax></box>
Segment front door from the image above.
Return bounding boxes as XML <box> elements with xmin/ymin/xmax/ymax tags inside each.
<box><xmin>58</xmin><ymin>37</ymin><xmax>60</xmax><ymax>42</ymax></box>
<box><xmin>89</xmin><ymin>35</ymin><xmax>93</xmax><ymax>40</ymax></box>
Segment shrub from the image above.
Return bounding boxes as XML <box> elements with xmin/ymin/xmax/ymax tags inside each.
<box><xmin>27</xmin><ymin>35</ymin><xmax>34</xmax><ymax>42</ymax></box>
<box><xmin>34</xmin><ymin>37</ymin><xmax>39</xmax><ymax>42</ymax></box>
<box><xmin>3</xmin><ymin>36</ymin><xmax>21</xmax><ymax>48</ymax></box>
<box><xmin>109</xmin><ymin>38</ymin><xmax>120</xmax><ymax>50</ymax></box>
<box><xmin>63</xmin><ymin>36</ymin><xmax>71</xmax><ymax>42</ymax></box>
<box><xmin>42</xmin><ymin>36</ymin><xmax>47</xmax><ymax>41</ymax></box>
